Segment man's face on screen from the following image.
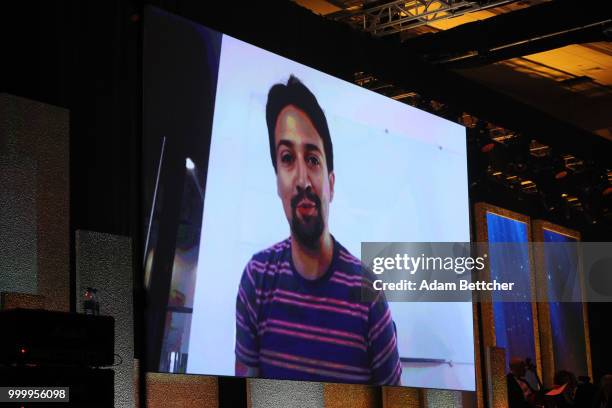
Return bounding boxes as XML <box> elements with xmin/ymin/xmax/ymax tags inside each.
<box><xmin>274</xmin><ymin>105</ymin><xmax>334</xmax><ymax>249</ymax></box>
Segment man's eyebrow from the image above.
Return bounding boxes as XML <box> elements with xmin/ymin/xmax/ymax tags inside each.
<box><xmin>276</xmin><ymin>140</ymin><xmax>322</xmax><ymax>155</ymax></box>
<box><xmin>304</xmin><ymin>143</ymin><xmax>322</xmax><ymax>154</ymax></box>
<box><xmin>276</xmin><ymin>139</ymin><xmax>294</xmax><ymax>150</ymax></box>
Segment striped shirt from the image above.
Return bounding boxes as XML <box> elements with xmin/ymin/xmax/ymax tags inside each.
<box><xmin>235</xmin><ymin>237</ymin><xmax>402</xmax><ymax>385</ymax></box>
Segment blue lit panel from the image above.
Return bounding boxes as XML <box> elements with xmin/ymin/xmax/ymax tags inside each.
<box><xmin>543</xmin><ymin>230</ymin><xmax>588</xmax><ymax>377</ymax></box>
<box><xmin>486</xmin><ymin>212</ymin><xmax>536</xmax><ymax>371</ymax></box>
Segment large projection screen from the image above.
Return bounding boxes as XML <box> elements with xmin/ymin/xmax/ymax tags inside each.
<box><xmin>144</xmin><ymin>6</ymin><xmax>474</xmax><ymax>391</ymax></box>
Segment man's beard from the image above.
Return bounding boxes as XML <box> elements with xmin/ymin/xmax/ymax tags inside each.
<box><xmin>290</xmin><ymin>188</ymin><xmax>324</xmax><ymax>250</ymax></box>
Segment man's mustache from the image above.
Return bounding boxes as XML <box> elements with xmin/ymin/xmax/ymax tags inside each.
<box><xmin>291</xmin><ymin>188</ymin><xmax>321</xmax><ymax>210</ymax></box>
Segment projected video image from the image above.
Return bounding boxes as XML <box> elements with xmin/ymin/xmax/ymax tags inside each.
<box><xmin>144</xmin><ymin>7</ymin><xmax>474</xmax><ymax>391</ymax></box>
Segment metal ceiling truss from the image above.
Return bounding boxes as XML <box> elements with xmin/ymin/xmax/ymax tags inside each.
<box><xmin>330</xmin><ymin>0</ymin><xmax>516</xmax><ymax>36</ymax></box>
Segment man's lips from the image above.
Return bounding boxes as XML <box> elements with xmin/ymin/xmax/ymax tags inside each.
<box><xmin>296</xmin><ymin>200</ymin><xmax>317</xmax><ymax>217</ymax></box>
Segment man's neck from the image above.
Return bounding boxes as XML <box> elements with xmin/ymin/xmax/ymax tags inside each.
<box><xmin>291</xmin><ymin>232</ymin><xmax>334</xmax><ymax>280</ymax></box>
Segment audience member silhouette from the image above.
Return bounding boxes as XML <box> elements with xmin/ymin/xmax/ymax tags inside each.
<box><xmin>508</xmin><ymin>357</ymin><xmax>536</xmax><ymax>408</ymax></box>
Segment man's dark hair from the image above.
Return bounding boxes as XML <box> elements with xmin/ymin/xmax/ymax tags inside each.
<box><xmin>266</xmin><ymin>75</ymin><xmax>333</xmax><ymax>173</ymax></box>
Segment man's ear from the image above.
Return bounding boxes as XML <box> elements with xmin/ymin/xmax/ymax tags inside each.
<box><xmin>329</xmin><ymin>171</ymin><xmax>335</xmax><ymax>203</ymax></box>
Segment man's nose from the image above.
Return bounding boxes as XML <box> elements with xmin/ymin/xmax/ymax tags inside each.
<box><xmin>295</xmin><ymin>158</ymin><xmax>312</xmax><ymax>191</ymax></box>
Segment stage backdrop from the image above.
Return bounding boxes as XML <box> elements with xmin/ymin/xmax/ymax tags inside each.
<box><xmin>486</xmin><ymin>211</ymin><xmax>537</xmax><ymax>371</ymax></box>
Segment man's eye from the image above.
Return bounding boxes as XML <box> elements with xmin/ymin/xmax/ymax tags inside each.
<box><xmin>307</xmin><ymin>156</ymin><xmax>320</xmax><ymax>167</ymax></box>
<box><xmin>280</xmin><ymin>153</ymin><xmax>294</xmax><ymax>164</ymax></box>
